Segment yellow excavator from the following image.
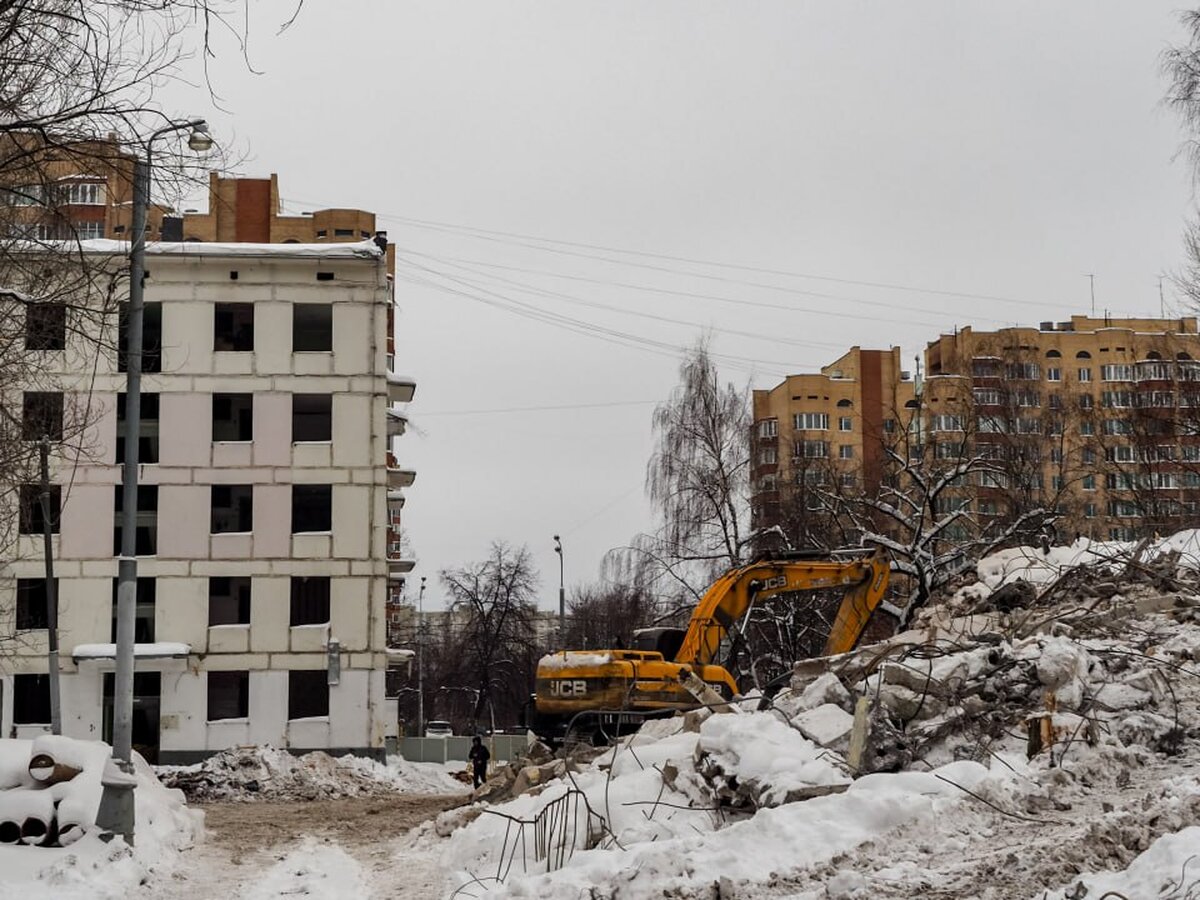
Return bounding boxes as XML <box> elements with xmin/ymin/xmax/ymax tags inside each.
<box><xmin>532</xmin><ymin>548</ymin><xmax>890</xmax><ymax>742</ymax></box>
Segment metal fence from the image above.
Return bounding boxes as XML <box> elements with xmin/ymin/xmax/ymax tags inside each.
<box><xmin>398</xmin><ymin>734</ymin><xmax>532</xmax><ymax>763</ymax></box>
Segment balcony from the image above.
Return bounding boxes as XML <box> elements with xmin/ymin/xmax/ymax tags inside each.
<box><xmin>387</xmin><ymin>371</ymin><xmax>416</xmax><ymax>404</ymax></box>
<box><xmin>387</xmin><ymin>488</ymin><xmax>406</xmax><ymax>510</ymax></box>
<box><xmin>387</xmin><ymin>407</ymin><xmax>408</xmax><ymax>438</ymax></box>
<box><xmin>387</xmin><ymin>466</ymin><xmax>416</xmax><ymax>488</ymax></box>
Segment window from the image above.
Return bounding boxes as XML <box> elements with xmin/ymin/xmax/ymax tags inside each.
<box><xmin>1137</xmin><ymin>392</ymin><xmax>1175</xmax><ymax>408</ymax></box>
<box><xmin>1102</xmin><ymin>391</ymin><xmax>1133</xmax><ymax>408</ymax></box>
<box><xmin>1106</xmin><ymin>446</ymin><xmax>1135</xmax><ymax>463</ymax></box>
<box><xmin>212</xmin><ymin>393</ymin><xmax>253</xmax><ymax>442</ymax></box>
<box><xmin>73</xmin><ymin>220</ymin><xmax>104</xmax><ymax>240</ymax></box>
<box><xmin>758</xmin><ymin>474</ymin><xmax>778</xmax><ymax>492</ymax></box>
<box><xmin>800</xmin><ymin>470</ymin><xmax>829</xmax><ymax>486</ymax></box>
<box><xmin>115</xmin><ymin>393</ymin><xmax>159</xmax><ymax>464</ymax></box>
<box><xmin>1048</xmin><ymin>394</ymin><xmax>1062</xmax><ymax>409</ymax></box>
<box><xmin>973</xmin><ymin>389</ymin><xmax>1001</xmax><ymax>406</ymax></box>
<box><xmin>333</xmin><ymin>228</ymin><xmax>354</xmax><ymax>237</ymax></box>
<box><xmin>1108</xmin><ymin>500</ymin><xmax>1140</xmax><ymax>518</ymax></box>
<box><xmin>1107</xmin><ymin>473</ymin><xmax>1135</xmax><ymax>490</ymax></box>
<box><xmin>977</xmin><ymin>416</ymin><xmax>1005</xmax><ymax>434</ymax></box>
<box><xmin>214</xmin><ymin>303</ymin><xmax>254</xmax><ymax>351</ymax></box>
<box><xmin>1047</xmin><ymin>367</ymin><xmax>1062</xmax><ymax>382</ymax></box>
<box><xmin>793</xmin><ymin>412</ymin><xmax>829</xmax><ymax>431</ymax></box>
<box><xmin>1136</xmin><ymin>362</ymin><xmax>1172</xmax><ymax>381</ymax></box>
<box><xmin>1015</xmin><ymin>390</ymin><xmax>1040</xmax><ymax>408</ymax></box>
<box><xmin>882</xmin><ymin>419</ymin><xmax>896</xmax><ymax>433</ymax></box>
<box><xmin>840</xmin><ymin>473</ymin><xmax>857</xmax><ymax>488</ymax></box>
<box><xmin>796</xmin><ymin>440</ymin><xmax>829</xmax><ymax>459</ymax></box>
<box><xmin>112</xmin><ymin>485</ymin><xmax>158</xmax><ymax>556</ymax></box>
<box><xmin>1184</xmin><ymin>445</ymin><xmax>1200</xmax><ymax>462</ymax></box>
<box><xmin>22</xmin><ymin>392</ymin><xmax>63</xmax><ymax>441</ymax></box>
<box><xmin>1082</xmin><ymin>474</ymin><xmax>1096</xmax><ymax>491</ymax></box>
<box><xmin>1101</xmin><ymin>364</ymin><xmax>1133</xmax><ymax>382</ymax></box>
<box><xmin>1109</xmin><ymin>526</ymin><xmax>1137</xmax><ymax>541</ymax></box>
<box><xmin>1078</xmin><ymin>368</ymin><xmax>1092</xmax><ymax>383</ymax></box>
<box><xmin>109</xmin><ymin>578</ymin><xmax>156</xmax><ymax>642</ymax></box>
<box><xmin>61</xmin><ymin>182</ymin><xmax>105</xmax><ymax>205</ymax></box>
<box><xmin>930</xmin><ymin>415</ymin><xmax>963</xmax><ymax>432</ymax></box>
<box><xmin>838</xmin><ymin>417</ymin><xmax>853</xmax><ymax>432</ymax></box>
<box><xmin>288</xmin><ymin>670</ymin><xmax>329</xmax><ymax>719</ymax></box>
<box><xmin>1006</xmin><ymin>362</ymin><xmax>1039</xmax><ymax>380</ymax></box>
<box><xmin>13</xmin><ymin>674</ymin><xmax>51</xmax><ymax>725</ymax></box>
<box><xmin>1079</xmin><ymin>394</ymin><xmax>1094</xmax><ymax>409</ymax></box>
<box><xmin>316</xmin><ymin>271</ymin><xmax>335</xmax><ymax>282</ymax></box>
<box><xmin>25</xmin><ymin>303</ymin><xmax>65</xmax><ymax>351</ymax></box>
<box><xmin>19</xmin><ymin>484</ymin><xmax>59</xmax><ymax>534</ymax></box>
<box><xmin>293</xmin><ymin>305</ymin><xmax>333</xmax><ymax>351</ymax></box>
<box><xmin>209</xmin><ymin>577</ymin><xmax>251</xmax><ymax>626</ymax></box>
<box><xmin>838</xmin><ymin>444</ymin><xmax>854</xmax><ymax>459</ymax></box>
<box><xmin>5</xmin><ymin>184</ymin><xmax>43</xmax><ymax>206</ymax></box>
<box><xmin>757</xmin><ymin>446</ymin><xmax>777</xmax><ymax>465</ymax></box>
<box><xmin>935</xmin><ymin>441</ymin><xmax>962</xmax><ymax>459</ymax></box>
<box><xmin>1050</xmin><ymin>447</ymin><xmax>1063</xmax><ymax>463</ymax></box>
<box><xmin>1102</xmin><ymin>419</ymin><xmax>1132</xmax><ymax>435</ymax></box>
<box><xmin>207</xmin><ymin>671</ymin><xmax>249</xmax><ymax>720</ymax></box>
<box><xmin>971</xmin><ymin>359</ymin><xmax>1000</xmax><ymax>377</ymax></box>
<box><xmin>290</xmin><ymin>576</ymin><xmax>330</xmax><ymax>626</ymax></box>
<box><xmin>211</xmin><ymin>485</ymin><xmax>253</xmax><ymax>534</ymax></box>
<box><xmin>16</xmin><ymin>579</ymin><xmax>53</xmax><ymax>630</ymax></box>
<box><xmin>1085</xmin><ymin>503</ymin><xmax>1097</xmax><ymax>518</ymax></box>
<box><xmin>292</xmin><ymin>394</ymin><xmax>332</xmax><ymax>442</ymax></box>
<box><xmin>757</xmin><ymin>419</ymin><xmax>777</xmax><ymax>439</ymax></box>
<box><xmin>118</xmin><ymin>302</ymin><xmax>162</xmax><ymax>373</ymax></box>
<box><xmin>292</xmin><ymin>485</ymin><xmax>332</xmax><ymax>532</ymax></box>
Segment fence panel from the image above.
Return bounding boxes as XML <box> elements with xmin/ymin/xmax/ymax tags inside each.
<box><xmin>398</xmin><ymin>734</ymin><xmax>532</xmax><ymax>763</ymax></box>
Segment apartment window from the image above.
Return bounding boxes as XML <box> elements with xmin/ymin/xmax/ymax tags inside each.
<box><xmin>971</xmin><ymin>359</ymin><xmax>1000</xmax><ymax>377</ymax></box>
<box><xmin>112</xmin><ymin>485</ymin><xmax>158</xmax><ymax>556</ymax></box>
<box><xmin>25</xmin><ymin>303</ymin><xmax>66</xmax><ymax>350</ymax></box>
<box><xmin>22</xmin><ymin>392</ymin><xmax>63</xmax><ymax>441</ymax></box>
<box><xmin>973</xmin><ymin>389</ymin><xmax>1001</xmax><ymax>406</ymax></box>
<box><xmin>1101</xmin><ymin>364</ymin><xmax>1134</xmax><ymax>382</ymax></box>
<box><xmin>211</xmin><ymin>485</ymin><xmax>253</xmax><ymax>533</ymax></box>
<box><xmin>1005</xmin><ymin>363</ymin><xmax>1039</xmax><ymax>380</ymax></box>
<box><xmin>315</xmin><ymin>229</ymin><xmax>327</xmax><ymax>238</ymax></box>
<box><xmin>1047</xmin><ymin>367</ymin><xmax>1062</xmax><ymax>382</ymax></box>
<box><xmin>13</xmin><ymin>675</ymin><xmax>51</xmax><ymax>725</ymax></box>
<box><xmin>1014</xmin><ymin>390</ymin><xmax>1040</xmax><ymax>408</ymax></box>
<box><xmin>208</xmin><ymin>577</ymin><xmax>251</xmax><ymax>626</ymax></box>
<box><xmin>5</xmin><ymin>184</ymin><xmax>43</xmax><ymax>206</ymax></box>
<box><xmin>1085</xmin><ymin>503</ymin><xmax>1097</xmax><ymax>518</ymax></box>
<box><xmin>1109</xmin><ymin>526</ymin><xmax>1137</xmax><ymax>541</ymax></box>
<box><xmin>1048</xmin><ymin>394</ymin><xmax>1062</xmax><ymax>409</ymax></box>
<box><xmin>19</xmin><ymin>484</ymin><xmax>59</xmax><ymax>534</ymax></box>
<box><xmin>757</xmin><ymin>419</ymin><xmax>777</xmax><ymax>438</ymax></box>
<box><xmin>115</xmin><ymin>393</ymin><xmax>160</xmax><ymax>464</ymax></box>
<box><xmin>61</xmin><ymin>181</ymin><xmax>105</xmax><ymax>205</ymax></box>
<box><xmin>1079</xmin><ymin>394</ymin><xmax>1094</xmax><ymax>409</ymax></box>
<box><xmin>288</xmin><ymin>670</ymin><xmax>329</xmax><ymax>719</ymax></box>
<box><xmin>1137</xmin><ymin>362</ymin><xmax>1172</xmax><ymax>381</ymax></box>
<box><xmin>1185</xmin><ymin>445</ymin><xmax>1200</xmax><ymax>462</ymax></box>
<box><xmin>1080</xmin><ymin>420</ymin><xmax>1095</xmax><ymax>435</ymax></box>
<box><xmin>293</xmin><ymin>304</ymin><xmax>333</xmax><ymax>351</ymax></box>
<box><xmin>74</xmin><ymin>221</ymin><xmax>104</xmax><ymax>240</ymax></box>
<box><xmin>214</xmin><ymin>303</ymin><xmax>254</xmax><ymax>351</ymax></box>
<box><xmin>796</xmin><ymin>440</ymin><xmax>829</xmax><ymax>459</ymax></box>
<box><xmin>1102</xmin><ymin>391</ymin><xmax>1133</xmax><ymax>409</ymax></box>
<box><xmin>212</xmin><ymin>393</ymin><xmax>253</xmax><ymax>442</ymax></box>
<box><xmin>1078</xmin><ymin>367</ymin><xmax>1092</xmax><ymax>383</ymax></box>
<box><xmin>882</xmin><ymin>419</ymin><xmax>896</xmax><ymax>433</ymax></box>
<box><xmin>801</xmin><ymin>469</ymin><xmax>829</xmax><ymax>486</ymax></box>
<box><xmin>118</xmin><ymin>302</ymin><xmax>162</xmax><ymax>374</ymax></box>
<box><xmin>1107</xmin><ymin>473</ymin><xmax>1135</xmax><ymax>490</ymax></box>
<box><xmin>292</xmin><ymin>394</ymin><xmax>332</xmax><ymax>442</ymax></box>
<box><xmin>207</xmin><ymin>671</ymin><xmax>249</xmax><ymax>720</ymax></box>
<box><xmin>109</xmin><ymin>577</ymin><xmax>156</xmax><ymax>642</ymax></box>
<box><xmin>1050</xmin><ymin>447</ymin><xmax>1063</xmax><ymax>463</ymax></box>
<box><xmin>1015</xmin><ymin>418</ymin><xmax>1041</xmax><ymax>434</ymax></box>
<box><xmin>16</xmin><ymin>579</ymin><xmax>53</xmax><ymax>630</ymax></box>
<box><xmin>935</xmin><ymin>441</ymin><xmax>963</xmax><ymax>460</ymax></box>
<box><xmin>1138</xmin><ymin>392</ymin><xmax>1175</xmax><ymax>408</ymax></box>
<box><xmin>290</xmin><ymin>576</ymin><xmax>330</xmax><ymax>626</ymax></box>
<box><xmin>930</xmin><ymin>415</ymin><xmax>963</xmax><ymax>432</ymax></box>
<box><xmin>757</xmin><ymin>446</ymin><xmax>777</xmax><ymax>466</ymax></box>
<box><xmin>1102</xmin><ymin>419</ymin><xmax>1133</xmax><ymax>435</ymax></box>
<box><xmin>793</xmin><ymin>412</ymin><xmax>829</xmax><ymax>431</ymax></box>
<box><xmin>1082</xmin><ymin>474</ymin><xmax>1096</xmax><ymax>491</ymax></box>
<box><xmin>977</xmin><ymin>416</ymin><xmax>1005</xmax><ymax>434</ymax></box>
<box><xmin>838</xmin><ymin>417</ymin><xmax>853</xmax><ymax>432</ymax></box>
<box><xmin>1108</xmin><ymin>500</ymin><xmax>1140</xmax><ymax>518</ymax></box>
<box><xmin>292</xmin><ymin>485</ymin><xmax>332</xmax><ymax>532</ymax></box>
<box><xmin>758</xmin><ymin>474</ymin><xmax>778</xmax><ymax>492</ymax></box>
<box><xmin>840</xmin><ymin>473</ymin><xmax>856</xmax><ymax>488</ymax></box>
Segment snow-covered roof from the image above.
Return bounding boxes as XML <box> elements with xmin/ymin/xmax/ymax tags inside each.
<box><xmin>72</xmin><ymin>642</ymin><xmax>191</xmax><ymax>661</ymax></box>
<box><xmin>10</xmin><ymin>238</ymin><xmax>383</xmax><ymax>260</ymax></box>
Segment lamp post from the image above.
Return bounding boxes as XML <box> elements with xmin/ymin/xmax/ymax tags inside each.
<box><xmin>109</xmin><ymin>119</ymin><xmax>211</xmax><ymax>838</ymax></box>
<box><xmin>553</xmin><ymin>535</ymin><xmax>564</xmax><ymax>644</ymax></box>
<box><xmin>416</xmin><ymin>576</ymin><xmax>426</xmax><ymax>737</ymax></box>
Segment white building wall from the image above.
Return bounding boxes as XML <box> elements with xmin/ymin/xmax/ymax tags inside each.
<box><xmin>0</xmin><ymin>244</ymin><xmax>398</xmax><ymax>761</ymax></box>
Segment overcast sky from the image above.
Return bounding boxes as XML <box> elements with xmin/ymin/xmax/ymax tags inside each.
<box><xmin>165</xmin><ymin>2</ymin><xmax>1195</xmax><ymax>610</ymax></box>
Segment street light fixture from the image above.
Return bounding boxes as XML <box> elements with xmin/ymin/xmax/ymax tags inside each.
<box><xmin>109</xmin><ymin>117</ymin><xmax>211</xmax><ymax>841</ymax></box>
<box><xmin>553</xmin><ymin>535</ymin><xmax>564</xmax><ymax>643</ymax></box>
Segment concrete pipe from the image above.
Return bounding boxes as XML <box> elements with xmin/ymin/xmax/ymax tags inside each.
<box><xmin>0</xmin><ymin>820</ymin><xmax>21</xmax><ymax>844</ymax></box>
<box><xmin>56</xmin><ymin>822</ymin><xmax>85</xmax><ymax>847</ymax></box>
<box><xmin>28</xmin><ymin>754</ymin><xmax>82</xmax><ymax>786</ymax></box>
<box><xmin>19</xmin><ymin>816</ymin><xmax>50</xmax><ymax>846</ymax></box>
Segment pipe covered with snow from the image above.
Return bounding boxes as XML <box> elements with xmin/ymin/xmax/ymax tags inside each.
<box><xmin>28</xmin><ymin>753</ymin><xmax>81</xmax><ymax>786</ymax></box>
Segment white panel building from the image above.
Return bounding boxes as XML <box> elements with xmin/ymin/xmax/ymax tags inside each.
<box><xmin>0</xmin><ymin>239</ymin><xmax>412</xmax><ymax>762</ymax></box>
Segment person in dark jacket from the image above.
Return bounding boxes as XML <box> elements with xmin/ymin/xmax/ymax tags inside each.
<box><xmin>468</xmin><ymin>736</ymin><xmax>490</xmax><ymax>788</ymax></box>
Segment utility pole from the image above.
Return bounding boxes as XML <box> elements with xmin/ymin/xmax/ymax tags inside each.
<box><xmin>416</xmin><ymin>576</ymin><xmax>426</xmax><ymax>737</ymax></box>
<box><xmin>38</xmin><ymin>437</ymin><xmax>60</xmax><ymax>735</ymax></box>
<box><xmin>553</xmin><ymin>535</ymin><xmax>564</xmax><ymax>645</ymax></box>
<box><xmin>1159</xmin><ymin>275</ymin><xmax>1166</xmax><ymax>319</ymax></box>
<box><xmin>1086</xmin><ymin>274</ymin><xmax>1095</xmax><ymax>317</ymax></box>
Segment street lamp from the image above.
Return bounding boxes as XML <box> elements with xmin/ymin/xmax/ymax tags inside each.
<box><xmin>109</xmin><ymin>118</ymin><xmax>211</xmax><ymax>839</ymax></box>
<box><xmin>553</xmin><ymin>535</ymin><xmax>564</xmax><ymax>643</ymax></box>
<box><xmin>416</xmin><ymin>576</ymin><xmax>426</xmax><ymax>737</ymax></box>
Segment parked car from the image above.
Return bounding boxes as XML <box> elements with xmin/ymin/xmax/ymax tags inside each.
<box><xmin>424</xmin><ymin>720</ymin><xmax>454</xmax><ymax>738</ymax></box>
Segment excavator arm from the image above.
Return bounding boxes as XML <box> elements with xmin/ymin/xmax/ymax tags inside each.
<box><xmin>673</xmin><ymin>548</ymin><xmax>890</xmax><ymax>666</ymax></box>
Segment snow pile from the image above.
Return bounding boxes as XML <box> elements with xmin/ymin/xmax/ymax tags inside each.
<box><xmin>242</xmin><ymin>837</ymin><xmax>370</xmax><ymax>900</ymax></box>
<box><xmin>158</xmin><ymin>745</ymin><xmax>465</xmax><ymax>801</ymax></box>
<box><xmin>537</xmin><ymin>651</ymin><xmax>613</xmax><ymax>670</ymax></box>
<box><xmin>1039</xmin><ymin>826</ymin><xmax>1200</xmax><ymax>900</ymax></box>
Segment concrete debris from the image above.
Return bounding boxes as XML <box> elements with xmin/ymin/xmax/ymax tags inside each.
<box><xmin>798</xmin><ymin>672</ymin><xmax>854</xmax><ymax>713</ymax></box>
<box><xmin>792</xmin><ymin>704</ymin><xmax>855</xmax><ymax>752</ymax></box>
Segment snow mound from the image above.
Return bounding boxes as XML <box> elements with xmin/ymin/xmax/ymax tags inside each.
<box><xmin>1039</xmin><ymin>826</ymin><xmax>1200</xmax><ymax>900</ymax></box>
<box><xmin>157</xmin><ymin>745</ymin><xmax>465</xmax><ymax>801</ymax></box>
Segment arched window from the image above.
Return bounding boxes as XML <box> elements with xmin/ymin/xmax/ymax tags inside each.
<box><xmin>1076</xmin><ymin>350</ymin><xmax>1092</xmax><ymax>359</ymax></box>
<box><xmin>1146</xmin><ymin>351</ymin><xmax>1162</xmax><ymax>360</ymax></box>
<box><xmin>283</xmin><ymin>238</ymin><xmax>300</xmax><ymax>244</ymax></box>
<box><xmin>836</xmin><ymin>399</ymin><xmax>852</xmax><ymax>408</ymax></box>
<box><xmin>1045</xmin><ymin>349</ymin><xmax>1061</xmax><ymax>358</ymax></box>
<box><xmin>904</xmin><ymin>399</ymin><xmax>920</xmax><ymax>409</ymax></box>
<box><xmin>1178</xmin><ymin>352</ymin><xmax>1193</xmax><ymax>361</ymax></box>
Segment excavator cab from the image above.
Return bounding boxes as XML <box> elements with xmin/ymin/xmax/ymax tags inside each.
<box><xmin>630</xmin><ymin>627</ymin><xmax>686</xmax><ymax>660</ymax></box>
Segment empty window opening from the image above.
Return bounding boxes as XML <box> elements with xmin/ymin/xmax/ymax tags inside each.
<box><xmin>214</xmin><ymin>303</ymin><xmax>254</xmax><ymax>351</ymax></box>
<box><xmin>109</xmin><ymin>577</ymin><xmax>156</xmax><ymax>642</ymax></box>
<box><xmin>19</xmin><ymin>484</ymin><xmax>59</xmax><ymax>534</ymax></box>
<box><xmin>113</xmin><ymin>484</ymin><xmax>158</xmax><ymax>556</ymax></box>
<box><xmin>116</xmin><ymin>392</ymin><xmax>159</xmax><ymax>464</ymax></box>
<box><xmin>292</xmin><ymin>394</ymin><xmax>332</xmax><ymax>442</ymax></box>
<box><xmin>290</xmin><ymin>576</ymin><xmax>330</xmax><ymax>626</ymax></box>
<box><xmin>16</xmin><ymin>578</ymin><xmax>54</xmax><ymax>630</ymax></box>
<box><xmin>208</xmin><ymin>576</ymin><xmax>251</xmax><ymax>626</ymax></box>
<box><xmin>292</xmin><ymin>485</ymin><xmax>332</xmax><ymax>533</ymax></box>
<box><xmin>207</xmin><ymin>671</ymin><xmax>249</xmax><ymax>720</ymax></box>
<box><xmin>333</xmin><ymin>228</ymin><xmax>355</xmax><ymax>237</ymax></box>
<box><xmin>229</xmin><ymin>271</ymin><xmax>238</xmax><ymax>280</ymax></box>
<box><xmin>212</xmin><ymin>393</ymin><xmax>253</xmax><ymax>442</ymax></box>
<box><xmin>293</xmin><ymin>304</ymin><xmax>333</xmax><ymax>352</ymax></box>
<box><xmin>288</xmin><ymin>670</ymin><xmax>329</xmax><ymax>719</ymax></box>
<box><xmin>315</xmin><ymin>271</ymin><xmax>335</xmax><ymax>282</ymax></box>
<box><xmin>118</xmin><ymin>302</ymin><xmax>162</xmax><ymax>373</ymax></box>
<box><xmin>22</xmin><ymin>392</ymin><xmax>63</xmax><ymax>441</ymax></box>
<box><xmin>13</xmin><ymin>674</ymin><xmax>51</xmax><ymax>724</ymax></box>
<box><xmin>25</xmin><ymin>303</ymin><xmax>66</xmax><ymax>351</ymax></box>
<box><xmin>211</xmin><ymin>484</ymin><xmax>253</xmax><ymax>534</ymax></box>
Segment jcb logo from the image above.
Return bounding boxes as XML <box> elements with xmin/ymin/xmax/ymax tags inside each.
<box><xmin>549</xmin><ymin>680</ymin><xmax>588</xmax><ymax>697</ymax></box>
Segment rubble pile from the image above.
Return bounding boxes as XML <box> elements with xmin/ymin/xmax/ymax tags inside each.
<box><xmin>158</xmin><ymin>745</ymin><xmax>462</xmax><ymax>801</ymax></box>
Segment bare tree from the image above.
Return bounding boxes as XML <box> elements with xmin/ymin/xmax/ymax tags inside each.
<box><xmin>440</xmin><ymin>543</ymin><xmax>540</xmax><ymax>731</ymax></box>
<box><xmin>561</xmin><ymin>582</ymin><xmax>659</xmax><ymax>650</ymax></box>
<box><xmin>1164</xmin><ymin>9</ymin><xmax>1200</xmax><ymax>305</ymax></box>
